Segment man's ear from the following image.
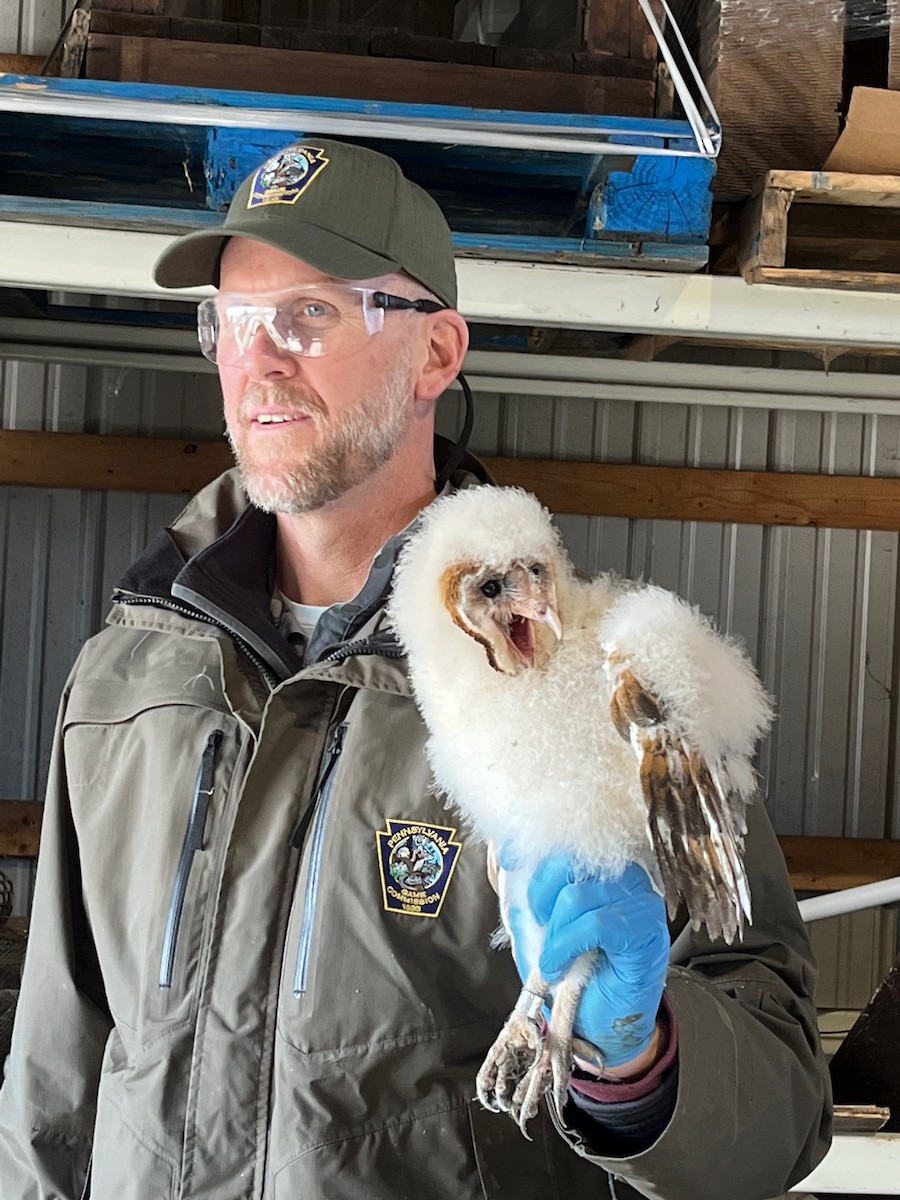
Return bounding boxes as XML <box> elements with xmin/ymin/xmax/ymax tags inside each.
<box><xmin>414</xmin><ymin>309</ymin><xmax>469</xmax><ymax>407</ymax></box>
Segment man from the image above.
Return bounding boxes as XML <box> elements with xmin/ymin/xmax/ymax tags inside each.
<box><xmin>0</xmin><ymin>139</ymin><xmax>830</xmax><ymax>1198</ymax></box>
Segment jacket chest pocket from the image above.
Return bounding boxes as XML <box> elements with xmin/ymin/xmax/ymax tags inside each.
<box><xmin>284</xmin><ymin>721</ymin><xmax>347</xmax><ymax>1002</ymax></box>
<box><xmin>276</xmin><ymin>693</ymin><xmax>516</xmax><ymax>1057</ymax></box>
<box><xmin>151</xmin><ymin>728</ymin><xmax>225</xmax><ymax>1014</ymax></box>
<box><xmin>64</xmin><ymin>688</ymin><xmax>241</xmax><ymax>1046</ymax></box>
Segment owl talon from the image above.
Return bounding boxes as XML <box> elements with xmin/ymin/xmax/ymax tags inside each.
<box><xmin>510</xmin><ymin>1049</ymin><xmax>552</xmax><ymax>1134</ymax></box>
<box><xmin>476</xmin><ymin>1010</ymin><xmax>544</xmax><ymax>1115</ymax></box>
<box><xmin>548</xmin><ymin>1034</ymin><xmax>573</xmax><ymax>1118</ymax></box>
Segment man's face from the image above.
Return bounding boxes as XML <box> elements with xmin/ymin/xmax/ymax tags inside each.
<box><xmin>216</xmin><ymin>238</ymin><xmax>421</xmax><ymax>514</ymax></box>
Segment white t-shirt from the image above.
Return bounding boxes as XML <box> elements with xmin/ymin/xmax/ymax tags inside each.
<box><xmin>272</xmin><ymin>588</ymin><xmax>329</xmax><ymax>643</ymax></box>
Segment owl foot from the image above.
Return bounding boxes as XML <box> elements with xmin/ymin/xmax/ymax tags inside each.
<box><xmin>476</xmin><ymin>1008</ymin><xmax>544</xmax><ymax>1126</ymax></box>
<box><xmin>511</xmin><ymin>1026</ymin><xmax>574</xmax><ymax>1132</ymax></box>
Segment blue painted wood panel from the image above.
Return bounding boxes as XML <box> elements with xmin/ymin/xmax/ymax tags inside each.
<box><xmin>0</xmin><ymin>74</ymin><xmax>715</xmax><ymax>268</ymax></box>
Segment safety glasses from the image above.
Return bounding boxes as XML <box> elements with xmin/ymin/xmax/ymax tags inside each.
<box><xmin>197</xmin><ymin>284</ymin><xmax>445</xmax><ymax>366</ymax></box>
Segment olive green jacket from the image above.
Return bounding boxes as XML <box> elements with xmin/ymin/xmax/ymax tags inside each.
<box><xmin>0</xmin><ymin>465</ymin><xmax>831</xmax><ymax>1199</ymax></box>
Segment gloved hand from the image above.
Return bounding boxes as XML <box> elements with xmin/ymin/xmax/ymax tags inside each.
<box><xmin>502</xmin><ymin>852</ymin><xmax>670</xmax><ymax>1068</ymax></box>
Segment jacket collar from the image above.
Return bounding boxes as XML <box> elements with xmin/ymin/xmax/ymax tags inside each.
<box><xmin>114</xmin><ymin>437</ymin><xmax>492</xmax><ymax>683</ymax></box>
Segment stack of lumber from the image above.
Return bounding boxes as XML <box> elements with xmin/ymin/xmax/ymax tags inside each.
<box><xmin>74</xmin><ymin>0</ymin><xmax>661</xmax><ymax>116</ymax></box>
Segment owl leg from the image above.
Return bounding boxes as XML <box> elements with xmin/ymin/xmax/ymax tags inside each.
<box><xmin>544</xmin><ymin>950</ymin><xmax>596</xmax><ymax>1117</ymax></box>
<box><xmin>476</xmin><ymin>970</ymin><xmax>547</xmax><ymax>1128</ymax></box>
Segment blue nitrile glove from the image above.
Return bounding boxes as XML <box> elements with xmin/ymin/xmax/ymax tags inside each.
<box><xmin>503</xmin><ymin>853</ymin><xmax>670</xmax><ymax>1068</ymax></box>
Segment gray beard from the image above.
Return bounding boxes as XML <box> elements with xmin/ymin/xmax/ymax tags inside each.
<box><xmin>227</xmin><ymin>347</ymin><xmax>416</xmax><ymax>514</ymax></box>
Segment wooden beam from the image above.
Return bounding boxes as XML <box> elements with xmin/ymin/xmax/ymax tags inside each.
<box><xmin>779</xmin><ymin>836</ymin><xmax>900</xmax><ymax>892</ymax></box>
<box><xmin>488</xmin><ymin>456</ymin><xmax>900</xmax><ymax>533</ymax></box>
<box><xmin>0</xmin><ymin>791</ymin><xmax>896</xmax><ymax>896</ymax></box>
<box><xmin>0</xmin><ymin>53</ymin><xmax>45</xmax><ymax>74</ymax></box>
<box><xmin>0</xmin><ymin>801</ymin><xmax>42</xmax><ymax>858</ymax></box>
<box><xmin>584</xmin><ymin>0</ymin><xmax>632</xmax><ymax>58</ymax></box>
<box><xmin>0</xmin><ymin>430</ymin><xmax>232</xmax><ymax>494</ymax></box>
<box><xmin>5</xmin><ymin>431</ymin><xmax>900</xmax><ymax>532</ymax></box>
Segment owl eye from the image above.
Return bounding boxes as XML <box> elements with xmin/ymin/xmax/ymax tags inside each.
<box><xmin>530</xmin><ymin>563</ymin><xmax>542</xmax><ymax>576</ymax></box>
<box><xmin>480</xmin><ymin>579</ymin><xmax>502</xmax><ymax>599</ymax></box>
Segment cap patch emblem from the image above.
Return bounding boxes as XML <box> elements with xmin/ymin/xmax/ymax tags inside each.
<box><xmin>376</xmin><ymin>819</ymin><xmax>462</xmax><ymax>918</ymax></box>
<box><xmin>248</xmin><ymin>146</ymin><xmax>330</xmax><ymax>209</ymax></box>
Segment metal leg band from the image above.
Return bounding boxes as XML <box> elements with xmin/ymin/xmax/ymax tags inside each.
<box><xmin>513</xmin><ymin>987</ymin><xmax>545</xmax><ymax>1022</ymax></box>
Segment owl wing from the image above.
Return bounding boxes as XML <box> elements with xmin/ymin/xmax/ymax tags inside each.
<box><xmin>608</xmin><ymin>660</ymin><xmax>752</xmax><ymax>945</ymax></box>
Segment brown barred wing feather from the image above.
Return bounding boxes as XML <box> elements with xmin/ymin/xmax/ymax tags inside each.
<box><xmin>610</xmin><ymin>666</ymin><xmax>752</xmax><ymax>945</ymax></box>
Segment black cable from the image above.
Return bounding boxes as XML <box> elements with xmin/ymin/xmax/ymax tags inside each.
<box><xmin>435</xmin><ymin>371</ymin><xmax>475</xmax><ymax>493</ymax></box>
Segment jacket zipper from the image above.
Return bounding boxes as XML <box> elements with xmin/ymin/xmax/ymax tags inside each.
<box><xmin>159</xmin><ymin>729</ymin><xmax>223</xmax><ymax>990</ymax></box>
<box><xmin>113</xmin><ymin>591</ymin><xmax>280</xmax><ymax>689</ymax></box>
<box><xmin>291</xmin><ymin>721</ymin><xmax>348</xmax><ymax>998</ymax></box>
<box><xmin>321</xmin><ymin>639</ymin><xmax>404</xmax><ymax>664</ymax></box>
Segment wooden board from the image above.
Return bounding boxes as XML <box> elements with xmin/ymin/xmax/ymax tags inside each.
<box><xmin>84</xmin><ymin>34</ymin><xmax>657</xmax><ymax>116</ymax></box>
<box><xmin>4</xmin><ymin>430</ymin><xmax>900</xmax><ymax>532</ymax></box>
<box><xmin>780</xmin><ymin>836</ymin><xmax>900</xmax><ymax>891</ymax></box>
<box><xmin>891</xmin><ymin>0</ymin><xmax>900</xmax><ymax>91</ymax></box>
<box><xmin>1</xmin><ymin>791</ymin><xmax>896</xmax><ymax>892</ymax></box>
<box><xmin>0</xmin><ymin>54</ymin><xmax>45</xmax><ymax>74</ymax></box>
<box><xmin>832</xmin><ymin>1105</ymin><xmax>891</xmax><ymax>1134</ymax></box>
<box><xmin>0</xmin><ymin>430</ymin><xmax>232</xmax><ymax>495</ymax></box>
<box><xmin>490</xmin><ymin>456</ymin><xmax>900</xmax><ymax>532</ymax></box>
<box><xmin>0</xmin><ymin>801</ymin><xmax>42</xmax><ymax>858</ymax></box>
<box><xmin>88</xmin><ymin>20</ymin><xmax>595</xmax><ymax>71</ymax></box>
<box><xmin>0</xmin><ymin>72</ymin><xmax>712</xmax><ymax>266</ymax></box>
<box><xmin>739</xmin><ymin>170</ymin><xmax>900</xmax><ymax>290</ymax></box>
<box><xmin>584</xmin><ymin>0</ymin><xmax>662</xmax><ymax>62</ymax></box>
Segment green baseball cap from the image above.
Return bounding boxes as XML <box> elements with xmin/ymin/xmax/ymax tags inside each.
<box><xmin>153</xmin><ymin>138</ymin><xmax>458</xmax><ymax>307</ymax></box>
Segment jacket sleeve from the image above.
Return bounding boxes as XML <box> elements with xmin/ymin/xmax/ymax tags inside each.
<box><xmin>0</xmin><ymin>671</ymin><xmax>112</xmax><ymax>1199</ymax></box>
<box><xmin>551</xmin><ymin>802</ymin><xmax>833</xmax><ymax>1200</ymax></box>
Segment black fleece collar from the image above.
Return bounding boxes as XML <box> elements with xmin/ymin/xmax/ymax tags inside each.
<box><xmin>114</xmin><ymin>438</ymin><xmax>492</xmax><ymax>683</ymax></box>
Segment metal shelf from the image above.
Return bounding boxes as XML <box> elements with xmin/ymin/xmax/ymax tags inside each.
<box><xmin>791</xmin><ymin>1132</ymin><xmax>900</xmax><ymax>1195</ymax></box>
<box><xmin>4</xmin><ymin>219</ymin><xmax>900</xmax><ymax>351</ymax></box>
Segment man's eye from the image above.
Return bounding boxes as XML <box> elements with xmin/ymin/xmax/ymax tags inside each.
<box><xmin>480</xmin><ymin>579</ymin><xmax>501</xmax><ymax>599</ymax></box>
<box><xmin>295</xmin><ymin>300</ymin><xmax>336</xmax><ymax>321</ymax></box>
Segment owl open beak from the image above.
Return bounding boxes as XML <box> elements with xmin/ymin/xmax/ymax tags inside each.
<box><xmin>504</xmin><ymin>596</ymin><xmax>562</xmax><ymax>671</ymax></box>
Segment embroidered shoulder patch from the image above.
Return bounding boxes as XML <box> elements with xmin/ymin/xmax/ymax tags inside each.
<box><xmin>247</xmin><ymin>146</ymin><xmax>330</xmax><ymax>209</ymax></box>
<box><xmin>376</xmin><ymin>819</ymin><xmax>462</xmax><ymax>918</ymax></box>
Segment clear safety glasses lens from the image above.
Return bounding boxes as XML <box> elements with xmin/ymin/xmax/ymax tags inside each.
<box><xmin>197</xmin><ymin>287</ymin><xmax>385</xmax><ymax>366</ymax></box>
<box><xmin>197</xmin><ymin>285</ymin><xmax>442</xmax><ymax>366</ymax></box>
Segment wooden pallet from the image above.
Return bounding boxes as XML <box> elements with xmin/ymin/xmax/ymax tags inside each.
<box><xmin>738</xmin><ymin>170</ymin><xmax>900</xmax><ymax>291</ymax></box>
<box><xmin>0</xmin><ymin>74</ymin><xmax>715</xmax><ymax>272</ymax></box>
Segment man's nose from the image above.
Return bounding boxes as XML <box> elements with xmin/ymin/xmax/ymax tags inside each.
<box><xmin>239</xmin><ymin>322</ymin><xmax>300</xmax><ymax>382</ymax></box>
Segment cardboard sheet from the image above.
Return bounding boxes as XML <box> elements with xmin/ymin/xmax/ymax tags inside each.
<box><xmin>824</xmin><ymin>87</ymin><xmax>900</xmax><ymax>176</ymax></box>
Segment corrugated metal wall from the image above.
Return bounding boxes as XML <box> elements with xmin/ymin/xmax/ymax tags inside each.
<box><xmin>4</xmin><ymin>356</ymin><xmax>900</xmax><ymax>1009</ymax></box>
<box><xmin>0</xmin><ymin>0</ymin><xmax>69</xmax><ymax>55</ymax></box>
<box><xmin>5</xmin><ymin>355</ymin><xmax>900</xmax><ymax>850</ymax></box>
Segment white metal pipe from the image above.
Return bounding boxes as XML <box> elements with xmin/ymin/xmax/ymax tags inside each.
<box><xmin>0</xmin><ymin>84</ymin><xmax>710</xmax><ymax>159</ymax></box>
<box><xmin>6</xmin><ymin>326</ymin><xmax>900</xmax><ymax>415</ymax></box>
<box><xmin>6</xmin><ymin>225</ymin><xmax>900</xmax><ymax>350</ymax></box>
<box><xmin>798</xmin><ymin>876</ymin><xmax>900</xmax><ymax>923</ymax></box>
<box><xmin>638</xmin><ymin>0</ymin><xmax>720</xmax><ymax>157</ymax></box>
